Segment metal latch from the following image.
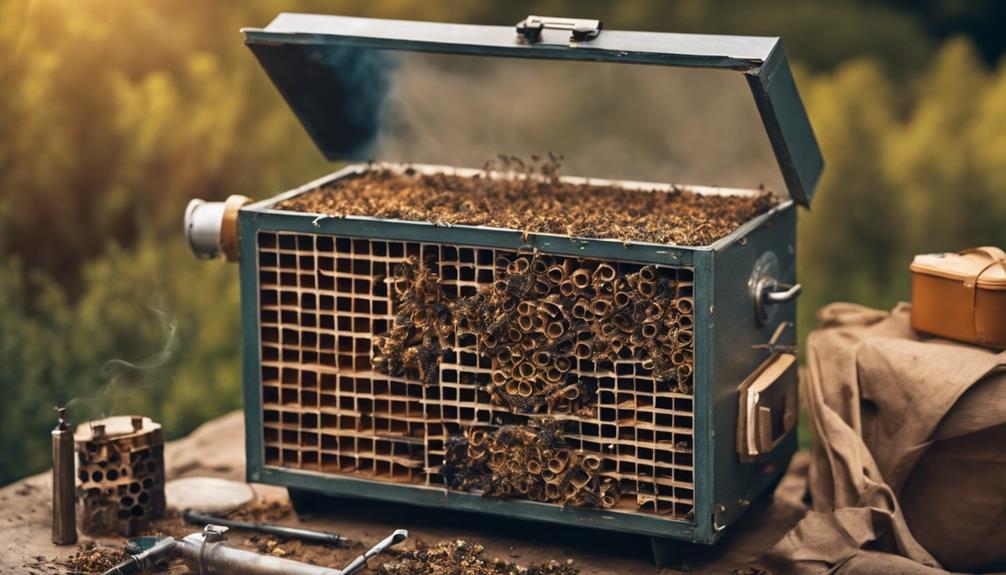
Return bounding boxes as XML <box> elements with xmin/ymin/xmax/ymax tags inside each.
<box><xmin>736</xmin><ymin>353</ymin><xmax>798</xmax><ymax>462</ymax></box>
<box><xmin>515</xmin><ymin>15</ymin><xmax>603</xmax><ymax>42</ymax></box>
<box><xmin>748</xmin><ymin>251</ymin><xmax>802</xmax><ymax>325</ymax></box>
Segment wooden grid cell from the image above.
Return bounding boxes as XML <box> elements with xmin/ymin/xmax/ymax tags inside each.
<box><xmin>257</xmin><ymin>230</ymin><xmax>696</xmax><ymax>518</ymax></box>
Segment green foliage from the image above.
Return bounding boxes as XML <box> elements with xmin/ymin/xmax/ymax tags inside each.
<box><xmin>2</xmin><ymin>0</ymin><xmax>1006</xmax><ymax>482</ymax></box>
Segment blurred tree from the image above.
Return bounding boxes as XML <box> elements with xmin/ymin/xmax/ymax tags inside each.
<box><xmin>797</xmin><ymin>59</ymin><xmax>907</xmax><ymax>337</ymax></box>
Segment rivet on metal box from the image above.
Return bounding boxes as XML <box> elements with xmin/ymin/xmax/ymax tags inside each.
<box><xmin>184</xmin><ymin>13</ymin><xmax>823</xmax><ymax>552</ymax></box>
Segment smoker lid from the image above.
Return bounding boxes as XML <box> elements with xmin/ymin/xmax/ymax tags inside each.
<box><xmin>242</xmin><ymin>13</ymin><xmax>823</xmax><ymax>207</ymax></box>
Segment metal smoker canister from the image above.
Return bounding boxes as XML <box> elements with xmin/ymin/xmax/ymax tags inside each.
<box><xmin>75</xmin><ymin>415</ymin><xmax>166</xmax><ymax>536</ymax></box>
<box><xmin>52</xmin><ymin>407</ymin><xmax>77</xmax><ymax>545</ymax></box>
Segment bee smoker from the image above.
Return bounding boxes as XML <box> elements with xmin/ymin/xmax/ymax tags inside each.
<box><xmin>52</xmin><ymin>406</ymin><xmax>77</xmax><ymax>545</ymax></box>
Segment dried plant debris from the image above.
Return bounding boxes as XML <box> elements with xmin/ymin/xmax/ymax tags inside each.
<box><xmin>277</xmin><ymin>155</ymin><xmax>778</xmax><ymax>247</ymax></box>
<box><xmin>443</xmin><ymin>419</ymin><xmax>620</xmax><ymax>509</ymax></box>
<box><xmin>65</xmin><ymin>542</ymin><xmax>129</xmax><ymax>574</ymax></box>
<box><xmin>373</xmin><ymin>253</ymin><xmax>694</xmax><ymax>414</ymax></box>
<box><xmin>378</xmin><ymin>539</ymin><xmax>578</xmax><ymax>575</ymax></box>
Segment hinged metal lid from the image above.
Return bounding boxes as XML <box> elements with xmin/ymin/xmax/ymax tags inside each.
<box><xmin>242</xmin><ymin>13</ymin><xmax>823</xmax><ymax>207</ymax></box>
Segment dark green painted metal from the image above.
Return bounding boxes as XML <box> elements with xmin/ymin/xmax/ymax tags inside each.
<box><xmin>260</xmin><ymin>466</ymin><xmax>698</xmax><ymax>541</ymax></box>
<box><xmin>241</xmin><ymin>13</ymin><xmax>823</xmax><ymax>207</ymax></box>
<box><xmin>236</xmin><ymin>165</ymin><xmax>800</xmax><ymax>545</ymax></box>
<box><xmin>709</xmin><ymin>205</ymin><xmax>797</xmax><ymax>530</ymax></box>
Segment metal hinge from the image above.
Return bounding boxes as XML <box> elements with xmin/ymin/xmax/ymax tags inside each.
<box><xmin>515</xmin><ymin>15</ymin><xmax>603</xmax><ymax>43</ymax></box>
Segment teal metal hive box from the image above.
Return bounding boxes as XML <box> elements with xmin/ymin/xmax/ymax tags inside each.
<box><xmin>187</xmin><ymin>13</ymin><xmax>823</xmax><ymax>550</ymax></box>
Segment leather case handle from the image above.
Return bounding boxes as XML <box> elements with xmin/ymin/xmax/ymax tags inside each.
<box><xmin>958</xmin><ymin>246</ymin><xmax>1006</xmax><ymax>344</ymax></box>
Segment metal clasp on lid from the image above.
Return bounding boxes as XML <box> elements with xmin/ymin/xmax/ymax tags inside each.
<box><xmin>516</xmin><ymin>15</ymin><xmax>602</xmax><ymax>42</ymax></box>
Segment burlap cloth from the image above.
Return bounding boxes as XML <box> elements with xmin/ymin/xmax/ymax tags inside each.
<box><xmin>765</xmin><ymin>303</ymin><xmax>1006</xmax><ymax>574</ymax></box>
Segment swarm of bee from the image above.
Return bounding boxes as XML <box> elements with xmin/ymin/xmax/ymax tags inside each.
<box><xmin>372</xmin><ymin>259</ymin><xmax>453</xmax><ymax>386</ymax></box>
<box><xmin>373</xmin><ymin>253</ymin><xmax>695</xmax><ymax>413</ymax></box>
<box><xmin>443</xmin><ymin>419</ymin><xmax>620</xmax><ymax>509</ymax></box>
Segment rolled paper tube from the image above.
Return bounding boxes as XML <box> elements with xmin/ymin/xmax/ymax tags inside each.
<box><xmin>470</xmin><ymin>429</ymin><xmax>488</xmax><ymax>446</ymax></box>
<box><xmin>532</xmin><ymin>280</ymin><xmax>550</xmax><ymax>296</ymax></box>
<box><xmin>493</xmin><ymin>279</ymin><xmax>508</xmax><ymax>293</ymax></box>
<box><xmin>570</xmin><ymin>468</ymin><xmax>591</xmax><ymax>489</ymax></box>
<box><xmin>600</xmin><ymin>322</ymin><xmax>619</xmax><ymax>338</ymax></box>
<box><xmin>468</xmin><ymin>445</ymin><xmax>486</xmax><ymax>460</ymax></box>
<box><xmin>514</xmin><ymin>257</ymin><xmax>531</xmax><ymax>274</ymax></box>
<box><xmin>541</xmin><ymin>469</ymin><xmax>557</xmax><ymax>482</ymax></box>
<box><xmin>559</xmin><ymin>280</ymin><xmax>576</xmax><ymax>297</ymax></box>
<box><xmin>517</xmin><ymin>301</ymin><xmax>535</xmax><ymax>316</ymax></box>
<box><xmin>589</xmin><ymin>296</ymin><xmax>613</xmax><ymax>317</ymax></box>
<box><xmin>581</xmin><ymin>454</ymin><xmax>601</xmax><ymax>471</ymax></box>
<box><xmin>545</xmin><ymin>321</ymin><xmax>565</xmax><ymax>339</ymax></box>
<box><xmin>502</xmin><ymin>296</ymin><xmax>517</xmax><ymax>311</ymax></box>
<box><xmin>516</xmin><ymin>362</ymin><xmax>535</xmax><ymax>380</ymax></box>
<box><xmin>507</xmin><ymin>328</ymin><xmax>523</xmax><ymax>343</ymax></box>
<box><xmin>570</xmin><ymin>269</ymin><xmax>592</xmax><ymax>289</ymax></box>
<box><xmin>609</xmin><ymin>337</ymin><xmax>624</xmax><ymax>353</ymax></box>
<box><xmin>506</xmin><ymin>458</ymin><xmax>523</xmax><ymax>474</ymax></box>
<box><xmin>498</xmin><ymin>479</ymin><xmax>514</xmax><ymax>496</ymax></box>
<box><xmin>562</xmin><ymin>385</ymin><xmax>581</xmax><ymax>400</ymax></box>
<box><xmin>593</xmin><ymin>263</ymin><xmax>617</xmax><ymax>284</ymax></box>
<box><xmin>539</xmin><ymin>300</ymin><xmax>561</xmax><ymax>318</ymax></box>
<box><xmin>600</xmin><ymin>494</ymin><xmax>617</xmax><ymax>508</ymax></box>
<box><xmin>545</xmin><ymin>482</ymin><xmax>561</xmax><ymax>501</ymax></box>
<box><xmin>678</xmin><ymin>314</ymin><xmax>694</xmax><ymax>329</ymax></box>
<box><xmin>574</xmin><ymin>342</ymin><xmax>593</xmax><ymax>359</ymax></box>
<box><xmin>533</xmin><ymin>351</ymin><xmax>551</xmax><ymax>367</ymax></box>
<box><xmin>546</xmin><ymin>265</ymin><xmax>566</xmax><ymax>284</ymax></box>
<box><xmin>637</xmin><ymin>280</ymin><xmax>657</xmax><ymax>298</ymax></box>
<box><xmin>645</xmin><ymin>303</ymin><xmax>665</xmax><ymax>318</ymax></box>
<box><xmin>547</xmin><ymin>458</ymin><xmax>565</xmax><ymax>474</ymax></box>
<box><xmin>677</xmin><ymin>365</ymin><xmax>693</xmax><ymax>383</ymax></box>
<box><xmin>495</xmin><ymin>255</ymin><xmax>511</xmax><ymax>269</ymax></box>
<box><xmin>555</xmin><ymin>357</ymin><xmax>572</xmax><ymax>372</ymax></box>
<box><xmin>571</xmin><ymin>300</ymin><xmax>589</xmax><ymax>319</ymax></box>
<box><xmin>521</xmin><ymin>338</ymin><xmax>537</xmax><ymax>352</ymax></box>
<box><xmin>504</xmin><ymin>379</ymin><xmax>521</xmax><ymax>395</ymax></box>
<box><xmin>483</xmin><ymin>332</ymin><xmax>499</xmax><ymax>348</ymax></box>
<box><xmin>531</xmin><ymin>257</ymin><xmax>550</xmax><ymax>274</ymax></box>
<box><xmin>496</xmin><ymin>348</ymin><xmax>513</xmax><ymax>364</ymax></box>
<box><xmin>555</xmin><ymin>448</ymin><xmax>571</xmax><ymax>465</ymax></box>
<box><xmin>517</xmin><ymin>314</ymin><xmax>534</xmax><ymax>332</ymax></box>
<box><xmin>613</xmin><ymin>291</ymin><xmax>631</xmax><ymax>308</ymax></box>
<box><xmin>531</xmin><ymin>315</ymin><xmax>546</xmax><ymax>331</ymax></box>
<box><xmin>641</xmin><ymin>357</ymin><xmax>655</xmax><ymax>370</ymax></box>
<box><xmin>641</xmin><ymin>322</ymin><xmax>659</xmax><ymax>339</ymax></box>
<box><xmin>515</xmin><ymin>479</ymin><xmax>530</xmax><ymax>495</ymax></box>
<box><xmin>629</xmin><ymin>332</ymin><xmax>645</xmax><ymax>348</ymax></box>
<box><xmin>527</xmin><ymin>459</ymin><xmax>542</xmax><ymax>475</ymax></box>
<box><xmin>675</xmin><ymin>297</ymin><xmax>694</xmax><ymax>314</ymax></box>
<box><xmin>676</xmin><ymin>330</ymin><xmax>694</xmax><ymax>346</ymax></box>
<box><xmin>491</xmin><ymin>451</ymin><xmax>506</xmax><ymax>466</ymax></box>
<box><xmin>545</xmin><ymin>367</ymin><xmax>563</xmax><ymax>383</ymax></box>
<box><xmin>671</xmin><ymin>350</ymin><xmax>687</xmax><ymax>366</ymax></box>
<box><xmin>563</xmin><ymin>482</ymin><xmax>578</xmax><ymax>498</ymax></box>
<box><xmin>640</xmin><ymin>266</ymin><xmax>657</xmax><ymax>282</ymax></box>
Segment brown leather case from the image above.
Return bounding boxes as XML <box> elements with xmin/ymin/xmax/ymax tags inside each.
<box><xmin>910</xmin><ymin>246</ymin><xmax>1006</xmax><ymax>349</ymax></box>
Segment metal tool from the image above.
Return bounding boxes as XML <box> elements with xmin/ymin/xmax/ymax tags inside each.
<box><xmin>99</xmin><ymin>525</ymin><xmax>407</xmax><ymax>575</ymax></box>
<box><xmin>182</xmin><ymin>508</ymin><xmax>344</xmax><ymax>546</ymax></box>
<box><xmin>51</xmin><ymin>406</ymin><xmax>77</xmax><ymax>545</ymax></box>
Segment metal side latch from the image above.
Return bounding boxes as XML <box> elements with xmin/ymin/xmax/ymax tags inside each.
<box><xmin>749</xmin><ymin>252</ymin><xmax>802</xmax><ymax>325</ymax></box>
<box><xmin>516</xmin><ymin>15</ymin><xmax>603</xmax><ymax>42</ymax></box>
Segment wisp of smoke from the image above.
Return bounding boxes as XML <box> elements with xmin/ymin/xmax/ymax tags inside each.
<box><xmin>66</xmin><ymin>306</ymin><xmax>179</xmax><ymax>423</ymax></box>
